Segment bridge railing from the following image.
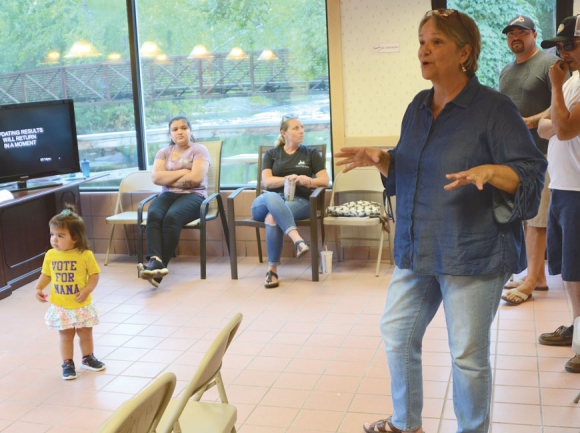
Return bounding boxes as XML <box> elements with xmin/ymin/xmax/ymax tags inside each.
<box><xmin>0</xmin><ymin>49</ymin><xmax>328</xmax><ymax>105</ymax></box>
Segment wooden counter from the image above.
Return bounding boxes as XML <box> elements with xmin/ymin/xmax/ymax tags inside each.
<box><xmin>0</xmin><ymin>175</ymin><xmax>105</xmax><ymax>300</ymax></box>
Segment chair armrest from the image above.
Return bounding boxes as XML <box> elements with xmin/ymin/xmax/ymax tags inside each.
<box><xmin>137</xmin><ymin>193</ymin><xmax>158</xmax><ymax>225</ymax></box>
<box><xmin>226</xmin><ymin>186</ymin><xmax>256</xmax><ymax>220</ymax></box>
<box><xmin>201</xmin><ymin>192</ymin><xmax>218</xmax><ymax>214</ymax></box>
<box><xmin>309</xmin><ymin>186</ymin><xmax>325</xmax><ymax>200</ymax></box>
<box><xmin>200</xmin><ymin>192</ymin><xmax>222</xmax><ymax>224</ymax></box>
<box><xmin>227</xmin><ymin>186</ymin><xmax>255</xmax><ymax>203</ymax></box>
<box><xmin>309</xmin><ymin>186</ymin><xmax>326</xmax><ymax>215</ymax></box>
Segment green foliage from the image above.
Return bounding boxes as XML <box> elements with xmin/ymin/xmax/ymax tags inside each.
<box><xmin>145</xmin><ymin>100</ymin><xmax>207</xmax><ymax>129</ymax></box>
<box><xmin>285</xmin><ymin>0</ymin><xmax>329</xmax><ymax>81</ymax></box>
<box><xmin>75</xmin><ymin>103</ymin><xmax>135</xmax><ymax>135</ymax></box>
<box><xmin>448</xmin><ymin>0</ymin><xmax>555</xmax><ymax>89</ymax></box>
<box><xmin>0</xmin><ymin>0</ymin><xmax>328</xmax><ymax>74</ymax></box>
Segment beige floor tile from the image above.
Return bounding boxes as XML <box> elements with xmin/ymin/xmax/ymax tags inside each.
<box><xmin>494</xmin><ymin>369</ymin><xmax>540</xmax><ymax>387</ymax></box>
<box><xmin>349</xmin><ymin>393</ymin><xmax>394</xmax><ymax>414</ymax></box>
<box><xmin>290</xmin><ymin>408</ymin><xmax>344</xmax><ymax>431</ymax></box>
<box><xmin>314</xmin><ymin>375</ymin><xmax>362</xmax><ymax>394</ymax></box>
<box><xmin>273</xmin><ymin>372</ymin><xmax>320</xmax><ymax>391</ymax></box>
<box><xmin>492</xmin><ymin>402</ymin><xmax>542</xmax><ymax>425</ymax></box>
<box><xmin>0</xmin><ymin>257</ymin><xmax>575</xmax><ymax>432</ymax></box>
<box><xmin>80</xmin><ymin>391</ymin><xmax>132</xmax><ymax>410</ymax></box>
<box><xmin>1</xmin><ymin>421</ymin><xmax>53</xmax><ymax>433</ymax></box>
<box><xmin>244</xmin><ymin>405</ymin><xmax>300</xmax><ymax>428</ymax></box>
<box><xmin>493</xmin><ymin>385</ymin><xmax>541</xmax><ymax>405</ymax></box>
<box><xmin>490</xmin><ymin>423</ymin><xmax>542</xmax><ymax>433</ymax></box>
<box><xmin>260</xmin><ymin>388</ymin><xmax>310</xmax><ymax>408</ymax></box>
<box><xmin>304</xmin><ymin>390</ymin><xmax>354</xmax><ymax>412</ymax></box>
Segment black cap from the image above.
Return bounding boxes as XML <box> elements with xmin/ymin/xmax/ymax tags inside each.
<box><xmin>502</xmin><ymin>16</ymin><xmax>536</xmax><ymax>34</ymax></box>
<box><xmin>541</xmin><ymin>15</ymin><xmax>580</xmax><ymax>48</ymax></box>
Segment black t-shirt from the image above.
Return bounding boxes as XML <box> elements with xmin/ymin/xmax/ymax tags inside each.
<box><xmin>263</xmin><ymin>145</ymin><xmax>325</xmax><ymax>198</ymax></box>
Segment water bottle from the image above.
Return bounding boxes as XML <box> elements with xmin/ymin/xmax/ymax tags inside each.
<box><xmin>81</xmin><ymin>158</ymin><xmax>90</xmax><ymax>178</ymax></box>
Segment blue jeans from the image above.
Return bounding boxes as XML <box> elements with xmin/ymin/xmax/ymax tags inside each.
<box><xmin>547</xmin><ymin>189</ymin><xmax>580</xmax><ymax>281</ymax></box>
<box><xmin>146</xmin><ymin>192</ymin><xmax>203</xmax><ymax>265</ymax></box>
<box><xmin>381</xmin><ymin>267</ymin><xmax>509</xmax><ymax>433</ymax></box>
<box><xmin>251</xmin><ymin>192</ymin><xmax>310</xmax><ymax>266</ymax></box>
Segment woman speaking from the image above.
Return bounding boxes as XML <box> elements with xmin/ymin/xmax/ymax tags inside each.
<box><xmin>336</xmin><ymin>9</ymin><xmax>547</xmax><ymax>433</ymax></box>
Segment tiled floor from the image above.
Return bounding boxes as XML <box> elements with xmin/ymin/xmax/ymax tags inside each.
<box><xmin>1</xmin><ymin>254</ymin><xmax>579</xmax><ymax>433</ymax></box>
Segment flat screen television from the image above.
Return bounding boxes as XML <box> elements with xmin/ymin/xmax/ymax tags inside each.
<box><xmin>0</xmin><ymin>99</ymin><xmax>80</xmax><ymax>191</ymax></box>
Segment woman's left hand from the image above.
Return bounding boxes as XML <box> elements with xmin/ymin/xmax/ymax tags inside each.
<box><xmin>296</xmin><ymin>175</ymin><xmax>313</xmax><ymax>187</ymax></box>
<box><xmin>444</xmin><ymin>165</ymin><xmax>494</xmax><ymax>191</ymax></box>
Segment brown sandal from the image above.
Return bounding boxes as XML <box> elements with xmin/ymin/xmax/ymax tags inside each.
<box><xmin>264</xmin><ymin>270</ymin><xmax>279</xmax><ymax>289</ymax></box>
<box><xmin>363</xmin><ymin>417</ymin><xmax>424</xmax><ymax>433</ymax></box>
<box><xmin>295</xmin><ymin>240</ymin><xmax>310</xmax><ymax>258</ymax></box>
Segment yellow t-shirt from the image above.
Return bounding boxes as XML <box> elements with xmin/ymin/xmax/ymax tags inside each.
<box><xmin>41</xmin><ymin>249</ymin><xmax>101</xmax><ymax>309</ymax></box>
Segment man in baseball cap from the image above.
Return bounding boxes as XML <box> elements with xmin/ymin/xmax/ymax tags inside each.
<box><xmin>540</xmin><ymin>15</ymin><xmax>580</xmax><ymax>48</ymax></box>
<box><xmin>537</xmin><ymin>15</ymin><xmax>580</xmax><ymax>373</ymax></box>
<box><xmin>502</xmin><ymin>15</ymin><xmax>536</xmax><ymax>34</ymax></box>
<box><xmin>499</xmin><ymin>15</ymin><xmax>558</xmax><ymax>306</ymax></box>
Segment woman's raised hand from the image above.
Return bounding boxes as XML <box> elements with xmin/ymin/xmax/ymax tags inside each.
<box><xmin>334</xmin><ymin>147</ymin><xmax>387</xmax><ymax>174</ymax></box>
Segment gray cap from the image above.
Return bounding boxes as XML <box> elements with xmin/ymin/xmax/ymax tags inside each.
<box><xmin>502</xmin><ymin>16</ymin><xmax>536</xmax><ymax>34</ymax></box>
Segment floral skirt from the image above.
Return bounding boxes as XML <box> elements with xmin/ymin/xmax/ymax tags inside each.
<box><xmin>45</xmin><ymin>304</ymin><xmax>100</xmax><ymax>330</ymax></box>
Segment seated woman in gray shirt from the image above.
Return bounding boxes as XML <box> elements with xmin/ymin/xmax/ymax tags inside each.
<box><xmin>251</xmin><ymin>115</ymin><xmax>329</xmax><ymax>289</ymax></box>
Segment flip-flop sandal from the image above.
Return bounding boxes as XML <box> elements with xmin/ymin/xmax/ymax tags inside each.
<box><xmin>137</xmin><ymin>263</ymin><xmax>162</xmax><ymax>288</ymax></box>
<box><xmin>535</xmin><ymin>285</ymin><xmax>549</xmax><ymax>291</ymax></box>
<box><xmin>504</xmin><ymin>279</ymin><xmax>524</xmax><ymax>289</ymax></box>
<box><xmin>502</xmin><ymin>288</ymin><xmax>532</xmax><ymax>305</ymax></box>
<box><xmin>147</xmin><ymin>277</ymin><xmax>162</xmax><ymax>288</ymax></box>
<box><xmin>363</xmin><ymin>417</ymin><xmax>424</xmax><ymax>433</ymax></box>
<box><xmin>264</xmin><ymin>270</ymin><xmax>279</xmax><ymax>289</ymax></box>
<box><xmin>295</xmin><ymin>240</ymin><xmax>310</xmax><ymax>258</ymax></box>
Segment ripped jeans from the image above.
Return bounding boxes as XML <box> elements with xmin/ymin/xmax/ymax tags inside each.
<box><xmin>251</xmin><ymin>192</ymin><xmax>310</xmax><ymax>266</ymax></box>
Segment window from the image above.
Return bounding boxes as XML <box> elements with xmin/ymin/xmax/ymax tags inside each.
<box><xmin>0</xmin><ymin>0</ymin><xmax>331</xmax><ymax>189</ymax></box>
<box><xmin>0</xmin><ymin>1</ymin><xmax>136</xmax><ymax>188</ymax></box>
<box><xmin>136</xmin><ymin>0</ymin><xmax>330</xmax><ymax>187</ymax></box>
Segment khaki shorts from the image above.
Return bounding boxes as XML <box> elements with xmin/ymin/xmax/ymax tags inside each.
<box><xmin>526</xmin><ymin>169</ymin><xmax>550</xmax><ymax>228</ymax></box>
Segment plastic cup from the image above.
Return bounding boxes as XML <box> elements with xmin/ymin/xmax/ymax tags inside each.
<box><xmin>284</xmin><ymin>178</ymin><xmax>296</xmax><ymax>201</ymax></box>
<box><xmin>320</xmin><ymin>250</ymin><xmax>333</xmax><ymax>274</ymax></box>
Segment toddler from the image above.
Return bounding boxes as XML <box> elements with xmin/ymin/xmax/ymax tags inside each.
<box><xmin>35</xmin><ymin>205</ymin><xmax>105</xmax><ymax>380</ymax></box>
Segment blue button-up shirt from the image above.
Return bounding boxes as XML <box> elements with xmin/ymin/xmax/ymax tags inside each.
<box><xmin>384</xmin><ymin>76</ymin><xmax>547</xmax><ymax>276</ymax></box>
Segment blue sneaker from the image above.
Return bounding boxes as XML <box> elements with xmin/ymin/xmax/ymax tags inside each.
<box><xmin>81</xmin><ymin>354</ymin><xmax>106</xmax><ymax>371</ymax></box>
<box><xmin>62</xmin><ymin>359</ymin><xmax>77</xmax><ymax>380</ymax></box>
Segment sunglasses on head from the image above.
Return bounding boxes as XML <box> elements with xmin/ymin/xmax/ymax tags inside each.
<box><xmin>425</xmin><ymin>8</ymin><xmax>458</xmax><ymax>17</ymax></box>
<box><xmin>281</xmin><ymin>114</ymin><xmax>298</xmax><ymax>121</ymax></box>
<box><xmin>556</xmin><ymin>39</ymin><xmax>580</xmax><ymax>57</ymax></box>
<box><xmin>424</xmin><ymin>9</ymin><xmax>467</xmax><ymax>32</ymax></box>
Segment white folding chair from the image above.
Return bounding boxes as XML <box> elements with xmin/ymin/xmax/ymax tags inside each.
<box><xmin>158</xmin><ymin>312</ymin><xmax>243</xmax><ymax>433</ymax></box>
<box><xmin>323</xmin><ymin>167</ymin><xmax>392</xmax><ymax>276</ymax></box>
<box><xmin>97</xmin><ymin>372</ymin><xmax>176</xmax><ymax>433</ymax></box>
<box><xmin>104</xmin><ymin>170</ymin><xmax>161</xmax><ymax>265</ymax></box>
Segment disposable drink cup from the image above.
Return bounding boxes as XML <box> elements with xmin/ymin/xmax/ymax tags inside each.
<box><xmin>320</xmin><ymin>250</ymin><xmax>333</xmax><ymax>274</ymax></box>
<box><xmin>284</xmin><ymin>178</ymin><xmax>296</xmax><ymax>201</ymax></box>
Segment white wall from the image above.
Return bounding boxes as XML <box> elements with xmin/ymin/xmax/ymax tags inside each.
<box><xmin>339</xmin><ymin>0</ymin><xmax>432</xmax><ymax>137</ymax></box>
<box><xmin>337</xmin><ymin>1</ymin><xmax>579</xmax><ymax>141</ymax></box>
